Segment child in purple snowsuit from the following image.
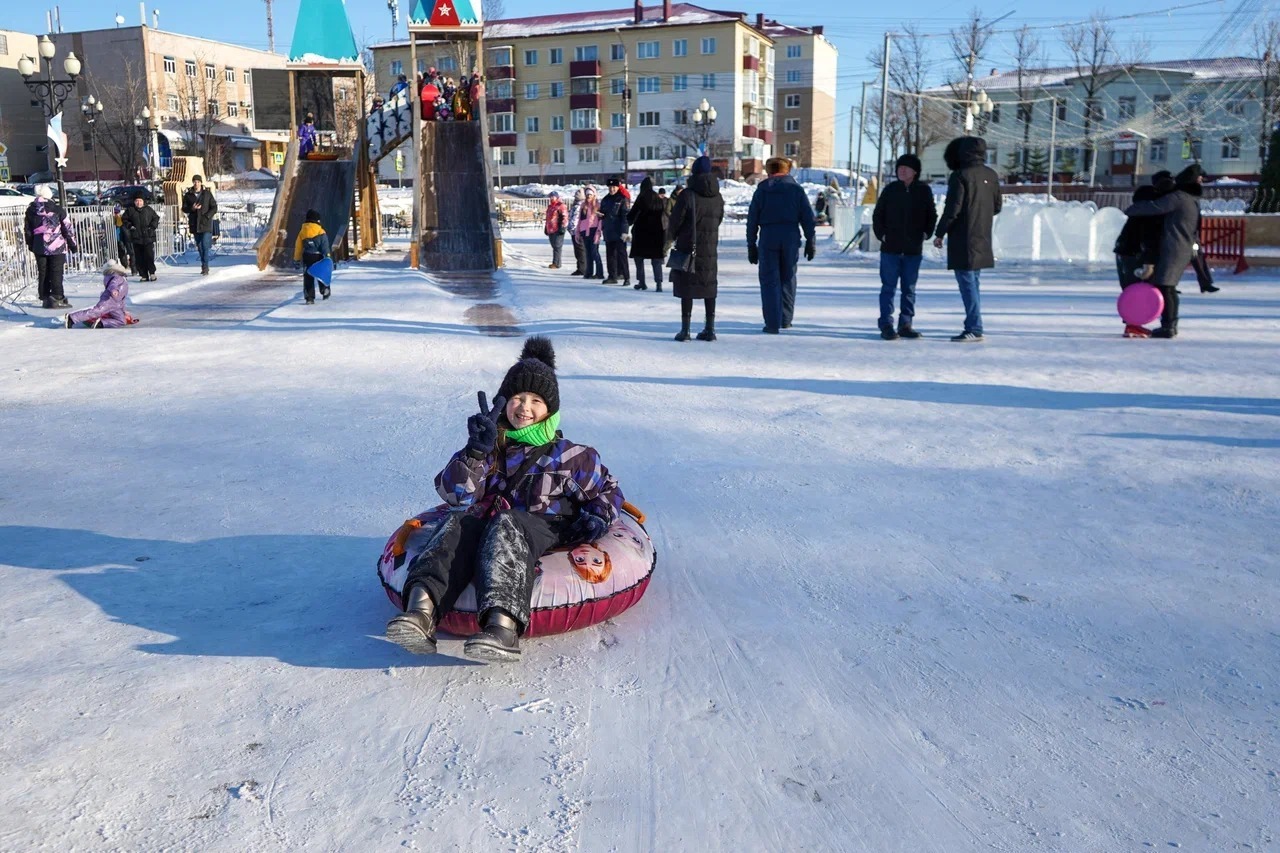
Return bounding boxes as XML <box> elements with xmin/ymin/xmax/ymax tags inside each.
<box><xmin>298</xmin><ymin>113</ymin><xmax>318</xmax><ymax>158</ymax></box>
<box><xmin>65</xmin><ymin>261</ymin><xmax>133</xmax><ymax>328</ymax></box>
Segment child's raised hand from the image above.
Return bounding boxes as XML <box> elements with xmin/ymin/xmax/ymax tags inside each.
<box><xmin>465</xmin><ymin>391</ymin><xmax>506</xmax><ymax>457</ymax></box>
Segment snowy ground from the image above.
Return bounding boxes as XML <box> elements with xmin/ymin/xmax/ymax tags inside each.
<box><xmin>1</xmin><ymin>228</ymin><xmax>1277</xmax><ymax>851</ymax></box>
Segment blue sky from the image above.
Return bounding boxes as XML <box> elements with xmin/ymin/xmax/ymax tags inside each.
<box><xmin>10</xmin><ymin>0</ymin><xmax>1260</xmax><ymax>163</ymax></box>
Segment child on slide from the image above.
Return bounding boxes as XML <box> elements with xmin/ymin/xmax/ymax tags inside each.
<box><xmin>386</xmin><ymin>336</ymin><xmax>624</xmax><ymax>663</ymax></box>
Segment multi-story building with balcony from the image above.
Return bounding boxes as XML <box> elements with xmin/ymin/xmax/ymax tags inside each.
<box><xmin>0</xmin><ymin>30</ymin><xmax>48</xmax><ymax>181</ymax></box>
<box><xmin>759</xmin><ymin>19</ymin><xmax>837</xmax><ymax>169</ymax></box>
<box><xmin>372</xmin><ymin>2</ymin><xmax>835</xmax><ymax>184</ymax></box>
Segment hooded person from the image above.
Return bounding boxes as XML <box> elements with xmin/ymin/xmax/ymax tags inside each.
<box><xmin>64</xmin><ymin>260</ymin><xmax>136</xmax><ymax>328</ymax></box>
<box><xmin>871</xmin><ymin>153</ymin><xmax>936</xmax><ymax>339</ymax></box>
<box><xmin>1113</xmin><ymin>170</ymin><xmax>1179</xmax><ymax>335</ymax></box>
<box><xmin>298</xmin><ymin>112</ymin><xmax>318</xmax><ymax>158</ymax></box>
<box><xmin>543</xmin><ymin>190</ymin><xmax>568</xmax><ymax>269</ymax></box>
<box><xmin>746</xmin><ymin>156</ymin><xmax>817</xmax><ymax>335</ymax></box>
<box><xmin>566</xmin><ymin>188</ymin><xmax>588</xmax><ymax>275</ymax></box>
<box><xmin>933</xmin><ymin>136</ymin><xmax>1002</xmax><ymax>341</ymax></box>
<box><xmin>23</xmin><ymin>184</ymin><xmax>78</xmax><ymax>309</ymax></box>
<box><xmin>668</xmin><ymin>155</ymin><xmax>725</xmax><ymax>340</ymax></box>
<box><xmin>626</xmin><ymin>177</ymin><xmax>668</xmax><ymax>291</ymax></box>
<box><xmin>385</xmin><ymin>336</ymin><xmax>625</xmax><ymax>663</ymax></box>
<box><xmin>294</xmin><ymin>208</ymin><xmax>332</xmax><ymax>304</ymax></box>
<box><xmin>1123</xmin><ymin>164</ymin><xmax>1206</xmax><ymax>337</ymax></box>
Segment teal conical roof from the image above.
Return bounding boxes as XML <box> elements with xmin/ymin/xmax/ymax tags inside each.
<box><xmin>289</xmin><ymin>0</ymin><xmax>360</xmax><ymax>63</ymax></box>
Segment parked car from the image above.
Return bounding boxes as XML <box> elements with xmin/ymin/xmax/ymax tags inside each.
<box><xmin>98</xmin><ymin>184</ymin><xmax>155</xmax><ymax>204</ymax></box>
<box><xmin>65</xmin><ymin>188</ymin><xmax>101</xmax><ymax>206</ymax></box>
<box><xmin>0</xmin><ymin>186</ymin><xmax>36</xmax><ymax>209</ymax></box>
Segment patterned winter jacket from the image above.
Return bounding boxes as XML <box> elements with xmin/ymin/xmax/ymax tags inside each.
<box><xmin>435</xmin><ymin>437</ymin><xmax>624</xmax><ymax>525</ymax></box>
<box><xmin>24</xmin><ymin>199</ymin><xmax>78</xmax><ymax>256</ymax></box>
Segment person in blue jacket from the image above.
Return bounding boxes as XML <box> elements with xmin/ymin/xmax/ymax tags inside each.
<box><xmin>746</xmin><ymin>157</ymin><xmax>816</xmax><ymax>333</ymax></box>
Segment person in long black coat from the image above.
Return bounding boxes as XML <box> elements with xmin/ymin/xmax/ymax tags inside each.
<box><xmin>933</xmin><ymin>136</ymin><xmax>1002</xmax><ymax>341</ymax></box>
<box><xmin>668</xmin><ymin>156</ymin><xmax>724</xmax><ymax>341</ymax></box>
<box><xmin>1123</xmin><ymin>164</ymin><xmax>1205</xmax><ymax>337</ymax></box>
<box><xmin>1113</xmin><ymin>171</ymin><xmax>1175</xmax><ymax>336</ymax></box>
<box><xmin>627</xmin><ymin>177</ymin><xmax>667</xmax><ymax>292</ymax></box>
<box><xmin>121</xmin><ymin>193</ymin><xmax>161</xmax><ymax>282</ymax></box>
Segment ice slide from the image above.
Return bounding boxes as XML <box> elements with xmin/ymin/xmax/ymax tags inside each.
<box><xmin>416</xmin><ymin>120</ymin><xmax>497</xmax><ymax>271</ymax></box>
<box><xmin>255</xmin><ymin>143</ymin><xmax>357</xmax><ymax>271</ymax></box>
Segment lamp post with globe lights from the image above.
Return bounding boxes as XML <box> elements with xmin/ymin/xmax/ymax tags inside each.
<box><xmin>134</xmin><ymin>106</ymin><xmax>160</xmax><ymax>183</ymax></box>
<box><xmin>82</xmin><ymin>95</ymin><xmax>105</xmax><ymax>197</ymax></box>
<box><xmin>17</xmin><ymin>34</ymin><xmax>83</xmax><ymax>207</ymax></box>
<box><xmin>691</xmin><ymin>98</ymin><xmax>717</xmax><ymax>158</ymax></box>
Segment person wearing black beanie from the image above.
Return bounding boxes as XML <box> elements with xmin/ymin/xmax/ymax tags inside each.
<box><xmin>294</xmin><ymin>209</ymin><xmax>331</xmax><ymax>303</ymax></box>
<box><xmin>387</xmin><ymin>336</ymin><xmax>627</xmax><ymax>663</ymax></box>
<box><xmin>872</xmin><ymin>153</ymin><xmax>936</xmax><ymax>339</ymax></box>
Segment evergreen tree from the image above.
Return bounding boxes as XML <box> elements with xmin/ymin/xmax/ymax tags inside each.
<box><xmin>1253</xmin><ymin>126</ymin><xmax>1280</xmax><ymax>212</ymax></box>
<box><xmin>1004</xmin><ymin>151</ymin><xmax>1025</xmax><ymax>182</ymax></box>
<box><xmin>1058</xmin><ymin>148</ymin><xmax>1078</xmax><ymax>181</ymax></box>
<box><xmin>1026</xmin><ymin>148</ymin><xmax>1050</xmax><ymax>180</ymax></box>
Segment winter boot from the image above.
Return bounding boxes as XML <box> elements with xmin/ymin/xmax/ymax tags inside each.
<box><xmin>386</xmin><ymin>585</ymin><xmax>438</xmax><ymax>655</ymax></box>
<box><xmin>320</xmin><ymin>285</ymin><xmax>331</xmax><ymax>300</ymax></box>
<box><xmin>880</xmin><ymin>326</ymin><xmax>899</xmax><ymax>340</ymax></box>
<box><xmin>1151</xmin><ymin>326</ymin><xmax>1178</xmax><ymax>338</ymax></box>
<box><xmin>1124</xmin><ymin>324</ymin><xmax>1152</xmax><ymax>338</ymax></box>
<box><xmin>696</xmin><ymin>314</ymin><xmax>716</xmax><ymax>341</ymax></box>
<box><xmin>634</xmin><ymin>282</ymin><xmax>648</xmax><ymax>290</ymax></box>
<box><xmin>897</xmin><ymin>323</ymin><xmax>921</xmax><ymax>339</ymax></box>
<box><xmin>62</xmin><ymin>314</ymin><xmax>73</xmax><ymax>329</ymax></box>
<box><xmin>463</xmin><ymin>609</ymin><xmax>521</xmax><ymax>663</ymax></box>
<box><xmin>655</xmin><ymin>283</ymin><xmax>663</xmax><ymax>293</ymax></box>
<box><xmin>91</xmin><ymin>319</ymin><xmax>104</xmax><ymax>329</ymax></box>
<box><xmin>53</xmin><ymin>297</ymin><xmax>72</xmax><ymax>308</ymax></box>
<box><xmin>201</xmin><ymin>264</ymin><xmax>209</xmax><ymax>275</ymax></box>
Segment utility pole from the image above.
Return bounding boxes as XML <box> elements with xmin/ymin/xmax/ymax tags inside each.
<box><xmin>1047</xmin><ymin>103</ymin><xmax>1057</xmax><ymax>203</ymax></box>
<box><xmin>615</xmin><ymin>28</ymin><xmax>630</xmax><ymax>180</ymax></box>
<box><xmin>875</xmin><ymin>32</ymin><xmax>891</xmax><ymax>190</ymax></box>
<box><xmin>854</xmin><ymin>80</ymin><xmax>868</xmax><ymax>188</ymax></box>
<box><xmin>264</xmin><ymin>0</ymin><xmax>275</xmax><ymax>53</ymax></box>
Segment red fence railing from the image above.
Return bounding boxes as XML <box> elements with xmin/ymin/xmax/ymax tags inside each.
<box><xmin>1199</xmin><ymin>217</ymin><xmax>1249</xmax><ymax>273</ymax></box>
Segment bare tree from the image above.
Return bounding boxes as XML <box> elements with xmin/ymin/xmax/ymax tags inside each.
<box><xmin>168</xmin><ymin>52</ymin><xmax>229</xmax><ymax>174</ymax></box>
<box><xmin>950</xmin><ymin>9</ymin><xmax>994</xmax><ymax>105</ymax></box>
<box><xmin>1008</xmin><ymin>25</ymin><xmax>1046</xmax><ymax>178</ymax></box>
<box><xmin>866</xmin><ymin>25</ymin><xmax>948</xmax><ymax>159</ymax></box>
<box><xmin>1060</xmin><ymin>13</ymin><xmax>1145</xmax><ymax>182</ymax></box>
<box><xmin>1252</xmin><ymin>20</ymin><xmax>1280</xmax><ymax>161</ymax></box>
<box><xmin>83</xmin><ymin>59</ymin><xmax>149</xmax><ymax>181</ymax></box>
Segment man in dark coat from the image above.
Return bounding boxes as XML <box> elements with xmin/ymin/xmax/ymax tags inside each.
<box><xmin>933</xmin><ymin>136</ymin><xmax>1002</xmax><ymax>341</ymax></box>
<box><xmin>599</xmin><ymin>176</ymin><xmax>631</xmax><ymax>284</ymax></box>
<box><xmin>668</xmin><ymin>156</ymin><xmax>724</xmax><ymax>341</ymax></box>
<box><xmin>121</xmin><ymin>192</ymin><xmax>161</xmax><ymax>281</ymax></box>
<box><xmin>627</xmin><ymin>177</ymin><xmax>667</xmax><ymax>291</ymax></box>
<box><xmin>746</xmin><ymin>156</ymin><xmax>817</xmax><ymax>334</ymax></box>
<box><xmin>181</xmin><ymin>174</ymin><xmax>219</xmax><ymax>275</ymax></box>
<box><xmin>1123</xmin><ymin>164</ymin><xmax>1205</xmax><ymax>338</ymax></box>
<box><xmin>872</xmin><ymin>153</ymin><xmax>936</xmax><ymax>339</ymax></box>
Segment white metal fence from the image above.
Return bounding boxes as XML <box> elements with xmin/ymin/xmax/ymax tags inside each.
<box><xmin>496</xmin><ymin>197</ymin><xmax>551</xmax><ymax>229</ymax></box>
<box><xmin>1</xmin><ymin>204</ymin><xmax>268</xmax><ymax>300</ymax></box>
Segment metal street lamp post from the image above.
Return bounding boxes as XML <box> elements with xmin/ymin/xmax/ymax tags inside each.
<box><xmin>17</xmin><ymin>34</ymin><xmax>82</xmax><ymax>208</ymax></box>
<box><xmin>135</xmin><ymin>106</ymin><xmax>160</xmax><ymax>182</ymax></box>
<box><xmin>692</xmin><ymin>97</ymin><xmax>717</xmax><ymax>161</ymax></box>
<box><xmin>82</xmin><ymin>95</ymin><xmax>105</xmax><ymax>197</ymax></box>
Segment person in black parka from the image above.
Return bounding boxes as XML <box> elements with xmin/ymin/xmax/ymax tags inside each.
<box><xmin>1113</xmin><ymin>170</ymin><xmax>1175</xmax><ymax>336</ymax></box>
<box><xmin>933</xmin><ymin>136</ymin><xmax>1002</xmax><ymax>341</ymax></box>
<box><xmin>872</xmin><ymin>153</ymin><xmax>937</xmax><ymax>339</ymax></box>
<box><xmin>599</xmin><ymin>177</ymin><xmax>631</xmax><ymax>285</ymax></box>
<box><xmin>668</xmin><ymin>156</ymin><xmax>724</xmax><ymax>341</ymax></box>
<box><xmin>121</xmin><ymin>192</ymin><xmax>161</xmax><ymax>282</ymax></box>
<box><xmin>627</xmin><ymin>177</ymin><xmax>667</xmax><ymax>292</ymax></box>
<box><xmin>1123</xmin><ymin>164</ymin><xmax>1205</xmax><ymax>337</ymax></box>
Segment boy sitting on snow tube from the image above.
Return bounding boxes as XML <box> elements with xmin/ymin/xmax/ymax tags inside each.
<box><xmin>386</xmin><ymin>336</ymin><xmax>624</xmax><ymax>663</ymax></box>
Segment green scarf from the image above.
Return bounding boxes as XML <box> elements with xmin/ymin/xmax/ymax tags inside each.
<box><xmin>504</xmin><ymin>412</ymin><xmax>560</xmax><ymax>446</ymax></box>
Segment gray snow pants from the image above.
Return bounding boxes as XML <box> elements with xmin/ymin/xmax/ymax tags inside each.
<box><xmin>403</xmin><ymin>509</ymin><xmax>570</xmax><ymax>634</ymax></box>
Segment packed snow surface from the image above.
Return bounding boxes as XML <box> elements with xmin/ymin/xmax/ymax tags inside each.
<box><xmin>1</xmin><ymin>226</ymin><xmax>1277</xmax><ymax>851</ymax></box>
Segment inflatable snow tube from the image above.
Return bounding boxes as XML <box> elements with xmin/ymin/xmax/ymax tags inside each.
<box><xmin>377</xmin><ymin>502</ymin><xmax>656</xmax><ymax>637</ymax></box>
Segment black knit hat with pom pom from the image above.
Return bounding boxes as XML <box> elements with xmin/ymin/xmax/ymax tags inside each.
<box><xmin>497</xmin><ymin>336</ymin><xmax>559</xmax><ymax>415</ymax></box>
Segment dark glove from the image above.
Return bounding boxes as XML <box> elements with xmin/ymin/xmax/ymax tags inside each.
<box><xmin>465</xmin><ymin>391</ymin><xmax>505</xmax><ymax>458</ymax></box>
<box><xmin>747</xmin><ymin>244</ymin><xmax>759</xmax><ymax>265</ymax></box>
<box><xmin>804</xmin><ymin>240</ymin><xmax>816</xmax><ymax>261</ymax></box>
<box><xmin>567</xmin><ymin>510</ymin><xmax>610</xmax><ymax>544</ymax></box>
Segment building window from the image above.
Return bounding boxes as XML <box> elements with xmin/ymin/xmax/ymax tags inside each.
<box><xmin>188</xmin><ymin>96</ymin><xmax>198</xmax><ymax>112</ymax></box>
<box><xmin>1016</xmin><ymin>103</ymin><xmax>1032</xmax><ymax>123</ymax></box>
<box><xmin>611</xmin><ymin>78</ymin><xmax>626</xmax><ymax>95</ymax></box>
<box><xmin>550</xmin><ymin>48</ymin><xmax>563</xmax><ymax>64</ymax></box>
<box><xmin>611</xmin><ymin>43</ymin><xmax>625</xmax><ymax>61</ymax></box>
<box><xmin>638</xmin><ymin>145</ymin><xmax>659</xmax><ymax>159</ymax></box>
<box><xmin>1183</xmin><ymin>138</ymin><xmax>1202</xmax><ymax>160</ymax></box>
<box><xmin>785</xmin><ymin>69</ymin><xmax>801</xmax><ymax>83</ymax></box>
<box><xmin>638</xmin><ymin>41</ymin><xmax>659</xmax><ymax>59</ymax></box>
<box><xmin>206</xmin><ymin>64</ymin><xmax>216</xmax><ymax>81</ymax></box>
<box><xmin>1153</xmin><ymin>94</ymin><xmax>1171</xmax><ymax>117</ymax></box>
<box><xmin>638</xmin><ymin>111</ymin><xmax>660</xmax><ymax>127</ymax></box>
<box><xmin>611</xmin><ymin>112</ymin><xmax>626</xmax><ymax>128</ymax></box>
<box><xmin>224</xmin><ymin>66</ymin><xmax>235</xmax><ymax>83</ymax></box>
<box><xmin>1117</xmin><ymin>96</ymin><xmax>1135</xmax><ymax>119</ymax></box>
<box><xmin>572</xmin><ymin>78</ymin><xmax>599</xmax><ymax>95</ymax></box>
<box><xmin>571</xmin><ymin>108</ymin><xmax>599</xmax><ymax>130</ymax></box>
<box><xmin>488</xmin><ymin>112</ymin><xmax>514</xmax><ymax>133</ymax></box>
<box><xmin>209</xmin><ymin>100</ymin><xmax>220</xmax><ymax>117</ymax></box>
<box><xmin>438</xmin><ymin>55</ymin><xmax>457</xmax><ymax>72</ymax></box>
<box><xmin>551</xmin><ymin>115</ymin><xmax>565</xmax><ymax>131</ymax></box>
<box><xmin>673</xmin><ymin>74</ymin><xmax>688</xmax><ymax>91</ymax></box>
<box><xmin>0</xmin><ymin>34</ymin><xmax>7</xmax><ymax>55</ymax></box>
<box><xmin>1149</xmin><ymin>138</ymin><xmax>1166</xmax><ymax>161</ymax></box>
<box><xmin>575</xmin><ymin>45</ymin><xmax>598</xmax><ymax>61</ymax></box>
<box><xmin>243</xmin><ymin>69</ymin><xmax>252</xmax><ymax>84</ymax></box>
<box><xmin>185</xmin><ymin>59</ymin><xmax>196</xmax><ymax>77</ymax></box>
<box><xmin>701</xmin><ymin>74</ymin><xmax>716</xmax><ymax>90</ymax></box>
<box><xmin>1056</xmin><ymin>97</ymin><xmax>1068</xmax><ymax>120</ymax></box>
<box><xmin>492</xmin><ymin>47</ymin><xmax>512</xmax><ymax>66</ymax></box>
<box><xmin>988</xmin><ymin>103</ymin><xmax>1000</xmax><ymax>123</ymax></box>
<box><xmin>528</xmin><ymin>149</ymin><xmax>540</xmax><ymax>164</ymax></box>
<box><xmin>550</xmin><ymin>82</ymin><xmax>564</xmax><ymax>98</ymax></box>
<box><xmin>784</xmin><ymin>118</ymin><xmax>801</xmax><ymax>132</ymax></box>
<box><xmin>701</xmin><ymin>37</ymin><xmax>716</xmax><ymax>55</ymax></box>
<box><xmin>500</xmin><ymin>149</ymin><xmax>516</xmax><ymax>166</ymax></box>
<box><xmin>553</xmin><ymin>148</ymin><xmax>565</xmax><ymax>163</ymax></box>
<box><xmin>491</xmin><ymin>80</ymin><xmax>513</xmax><ymax>99</ymax></box>
<box><xmin>578</xmin><ymin>147</ymin><xmax>600</xmax><ymax>163</ymax></box>
<box><xmin>526</xmin><ymin>116</ymin><xmax>540</xmax><ymax>132</ymax></box>
<box><xmin>985</xmin><ymin>145</ymin><xmax>998</xmax><ymax>166</ymax></box>
<box><xmin>163</xmin><ymin>55</ymin><xmax>176</xmax><ymax>74</ymax></box>
<box><xmin>784</xmin><ymin>142</ymin><xmax>800</xmax><ymax>156</ymax></box>
<box><xmin>390</xmin><ymin>60</ymin><xmax>403</xmax><ymax>77</ymax></box>
<box><xmin>785</xmin><ymin>93</ymin><xmax>801</xmax><ymax>108</ymax></box>
<box><xmin>1227</xmin><ymin>98</ymin><xmax>1246</xmax><ymax>116</ymax></box>
<box><xmin>524</xmin><ymin>49</ymin><xmax>537</xmax><ymax>65</ymax></box>
<box><xmin>525</xmin><ymin>83</ymin><xmax>539</xmax><ymax>100</ymax></box>
<box><xmin>638</xmin><ymin>76</ymin><xmax>660</xmax><ymax>94</ymax></box>
<box><xmin>673</xmin><ymin>109</ymin><xmax>688</xmax><ymax>125</ymax></box>
<box><xmin>613</xmin><ymin>146</ymin><xmax>626</xmax><ymax>161</ymax></box>
<box><xmin>786</xmin><ymin>44</ymin><xmax>802</xmax><ymax>59</ymax></box>
<box><xmin>228</xmin><ymin>103</ymin><xmax>239</xmax><ymax>117</ymax></box>
<box><xmin>1085</xmin><ymin>100</ymin><xmax>1103</xmax><ymax>122</ymax></box>
<box><xmin>1222</xmin><ymin>135</ymin><xmax>1241</xmax><ymax>159</ymax></box>
<box><xmin>167</xmin><ymin>94</ymin><xmax>179</xmax><ymax>111</ymax></box>
<box><xmin>1188</xmin><ymin>93</ymin><xmax>1206</xmax><ymax>115</ymax></box>
<box><xmin>417</xmin><ymin>58</ymin><xmax>426</xmax><ymax>74</ymax></box>
<box><xmin>673</xmin><ymin>39</ymin><xmax>688</xmax><ymax>57</ymax></box>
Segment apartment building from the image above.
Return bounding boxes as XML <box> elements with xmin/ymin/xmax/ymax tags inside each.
<box><xmin>0</xmin><ymin>30</ymin><xmax>47</xmax><ymax>180</ymax></box>
<box><xmin>372</xmin><ymin>3</ymin><xmax>835</xmax><ymax>184</ymax></box>
<box><xmin>918</xmin><ymin>57</ymin><xmax>1274</xmax><ymax>185</ymax></box>
<box><xmin>759</xmin><ymin>19</ymin><xmax>837</xmax><ymax>169</ymax></box>
<box><xmin>15</xmin><ymin>23</ymin><xmax>286</xmax><ymax>181</ymax></box>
